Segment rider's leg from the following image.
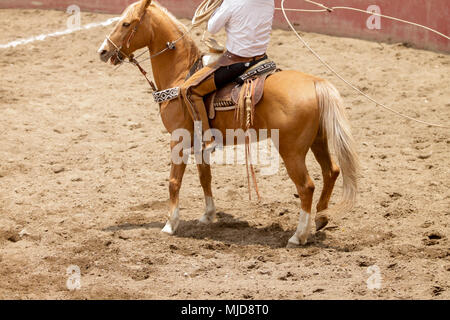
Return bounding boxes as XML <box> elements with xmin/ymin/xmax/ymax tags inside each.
<box><xmin>188</xmin><ymin>75</ymin><xmax>217</xmax><ymax>144</ymax></box>
<box><xmin>181</xmin><ymin>75</ymin><xmax>217</xmax><ymax>151</ymax></box>
<box><xmin>214</xmin><ymin>62</ymin><xmax>248</xmax><ymax>88</ymax></box>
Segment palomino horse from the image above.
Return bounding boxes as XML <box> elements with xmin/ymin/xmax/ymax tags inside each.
<box><xmin>98</xmin><ymin>0</ymin><xmax>359</xmax><ymax>247</ymax></box>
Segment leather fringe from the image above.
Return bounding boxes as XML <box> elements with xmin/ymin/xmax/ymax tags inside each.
<box><xmin>236</xmin><ymin>79</ymin><xmax>261</xmax><ymax>201</ymax></box>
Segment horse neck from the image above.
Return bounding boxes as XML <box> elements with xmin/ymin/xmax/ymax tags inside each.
<box><xmin>147</xmin><ymin>6</ymin><xmax>201</xmax><ymax>90</ymax></box>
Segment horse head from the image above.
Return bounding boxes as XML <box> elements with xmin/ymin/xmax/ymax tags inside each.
<box><xmin>98</xmin><ymin>0</ymin><xmax>152</xmax><ymax>65</ymax></box>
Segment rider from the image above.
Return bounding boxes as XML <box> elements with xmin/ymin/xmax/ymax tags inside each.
<box><xmin>180</xmin><ymin>0</ymin><xmax>275</xmax><ymax>152</ymax></box>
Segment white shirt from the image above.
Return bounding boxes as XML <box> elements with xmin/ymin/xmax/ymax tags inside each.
<box><xmin>207</xmin><ymin>0</ymin><xmax>275</xmax><ymax>58</ymax></box>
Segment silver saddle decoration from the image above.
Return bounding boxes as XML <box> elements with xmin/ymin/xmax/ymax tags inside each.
<box><xmin>152</xmin><ymin>87</ymin><xmax>180</xmax><ymax>104</ymax></box>
<box><xmin>237</xmin><ymin>61</ymin><xmax>277</xmax><ymax>84</ymax></box>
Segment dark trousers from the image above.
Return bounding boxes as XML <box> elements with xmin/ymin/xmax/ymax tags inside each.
<box><xmin>214</xmin><ymin>55</ymin><xmax>268</xmax><ymax>88</ymax></box>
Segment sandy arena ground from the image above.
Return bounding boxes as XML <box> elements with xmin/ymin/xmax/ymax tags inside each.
<box><xmin>0</xmin><ymin>9</ymin><xmax>449</xmax><ymax>300</ymax></box>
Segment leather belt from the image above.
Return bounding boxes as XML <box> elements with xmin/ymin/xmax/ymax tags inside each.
<box><xmin>223</xmin><ymin>51</ymin><xmax>267</xmax><ymax>63</ymax></box>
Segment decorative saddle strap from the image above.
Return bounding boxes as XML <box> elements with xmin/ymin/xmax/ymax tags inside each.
<box><xmin>152</xmin><ymin>87</ymin><xmax>180</xmax><ymax>104</ymax></box>
<box><xmin>238</xmin><ymin>61</ymin><xmax>277</xmax><ymax>84</ymax></box>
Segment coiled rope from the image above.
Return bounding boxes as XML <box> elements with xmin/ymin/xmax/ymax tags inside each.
<box><xmin>192</xmin><ymin>0</ymin><xmax>224</xmax><ymax>28</ymax></box>
<box><xmin>279</xmin><ymin>0</ymin><xmax>449</xmax><ymax>129</ymax></box>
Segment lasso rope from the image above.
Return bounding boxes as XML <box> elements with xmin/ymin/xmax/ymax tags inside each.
<box><xmin>192</xmin><ymin>0</ymin><xmax>224</xmax><ymax>28</ymax></box>
<box><xmin>279</xmin><ymin>0</ymin><xmax>449</xmax><ymax>128</ymax></box>
<box><xmin>276</xmin><ymin>0</ymin><xmax>450</xmax><ymax>41</ymax></box>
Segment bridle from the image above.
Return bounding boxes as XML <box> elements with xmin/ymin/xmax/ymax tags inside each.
<box><xmin>105</xmin><ymin>7</ymin><xmax>190</xmax><ymax>93</ymax></box>
<box><xmin>105</xmin><ymin>8</ymin><xmax>148</xmax><ymax>64</ymax></box>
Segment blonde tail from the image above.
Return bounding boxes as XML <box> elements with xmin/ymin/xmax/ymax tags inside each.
<box><xmin>315</xmin><ymin>80</ymin><xmax>360</xmax><ymax>214</ymax></box>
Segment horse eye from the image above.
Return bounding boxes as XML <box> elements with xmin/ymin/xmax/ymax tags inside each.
<box><xmin>123</xmin><ymin>22</ymin><xmax>131</xmax><ymax>27</ymax></box>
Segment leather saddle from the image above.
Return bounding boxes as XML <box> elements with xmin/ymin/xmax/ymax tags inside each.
<box><xmin>204</xmin><ymin>59</ymin><xmax>278</xmax><ymax>120</ymax></box>
<box><xmin>188</xmin><ymin>38</ymin><xmax>278</xmax><ymax>120</ymax></box>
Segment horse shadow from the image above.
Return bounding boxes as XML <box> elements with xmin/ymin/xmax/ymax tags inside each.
<box><xmin>103</xmin><ymin>211</ymin><xmax>337</xmax><ymax>249</ymax></box>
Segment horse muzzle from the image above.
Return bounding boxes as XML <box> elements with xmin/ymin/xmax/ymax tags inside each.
<box><xmin>99</xmin><ymin>49</ymin><xmax>113</xmax><ymax>63</ymax></box>
<box><xmin>99</xmin><ymin>50</ymin><xmax>124</xmax><ymax>65</ymax></box>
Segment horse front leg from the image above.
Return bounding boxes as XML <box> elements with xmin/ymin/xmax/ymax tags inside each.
<box><xmin>161</xmin><ymin>143</ymin><xmax>187</xmax><ymax>235</ymax></box>
<box><xmin>197</xmin><ymin>162</ymin><xmax>216</xmax><ymax>224</ymax></box>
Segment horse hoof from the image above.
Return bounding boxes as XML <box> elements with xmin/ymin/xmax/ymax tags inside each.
<box><xmin>287</xmin><ymin>234</ymin><xmax>308</xmax><ymax>248</ymax></box>
<box><xmin>161</xmin><ymin>221</ymin><xmax>178</xmax><ymax>235</ymax></box>
<box><xmin>286</xmin><ymin>241</ymin><xmax>300</xmax><ymax>248</ymax></box>
<box><xmin>315</xmin><ymin>214</ymin><xmax>329</xmax><ymax>231</ymax></box>
<box><xmin>198</xmin><ymin>213</ymin><xmax>216</xmax><ymax>224</ymax></box>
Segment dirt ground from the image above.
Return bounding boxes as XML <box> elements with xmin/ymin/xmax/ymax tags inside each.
<box><xmin>0</xmin><ymin>9</ymin><xmax>449</xmax><ymax>300</ymax></box>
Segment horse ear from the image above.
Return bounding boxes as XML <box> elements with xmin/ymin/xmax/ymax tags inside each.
<box><xmin>141</xmin><ymin>0</ymin><xmax>152</xmax><ymax>11</ymax></box>
<box><xmin>135</xmin><ymin>0</ymin><xmax>151</xmax><ymax>18</ymax></box>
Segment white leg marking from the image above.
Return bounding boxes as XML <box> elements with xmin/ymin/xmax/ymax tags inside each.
<box><xmin>162</xmin><ymin>207</ymin><xmax>180</xmax><ymax>235</ymax></box>
<box><xmin>288</xmin><ymin>209</ymin><xmax>312</xmax><ymax>246</ymax></box>
<box><xmin>199</xmin><ymin>196</ymin><xmax>216</xmax><ymax>224</ymax></box>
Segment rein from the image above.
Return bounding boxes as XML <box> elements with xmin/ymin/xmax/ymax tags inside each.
<box><xmin>107</xmin><ymin>33</ymin><xmax>157</xmax><ymax>94</ymax></box>
<box><xmin>107</xmin><ymin>33</ymin><xmax>157</xmax><ymax>91</ymax></box>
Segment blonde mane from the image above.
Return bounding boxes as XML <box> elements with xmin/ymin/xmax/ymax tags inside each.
<box><xmin>152</xmin><ymin>1</ymin><xmax>189</xmax><ymax>33</ymax></box>
<box><xmin>149</xmin><ymin>1</ymin><xmax>201</xmax><ymax>65</ymax></box>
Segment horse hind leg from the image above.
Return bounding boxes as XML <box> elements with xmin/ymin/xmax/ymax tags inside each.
<box><xmin>282</xmin><ymin>152</ymin><xmax>315</xmax><ymax>247</ymax></box>
<box><xmin>311</xmin><ymin>133</ymin><xmax>340</xmax><ymax>231</ymax></box>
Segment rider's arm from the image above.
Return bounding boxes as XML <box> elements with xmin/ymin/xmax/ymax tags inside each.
<box><xmin>207</xmin><ymin>0</ymin><xmax>232</xmax><ymax>34</ymax></box>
